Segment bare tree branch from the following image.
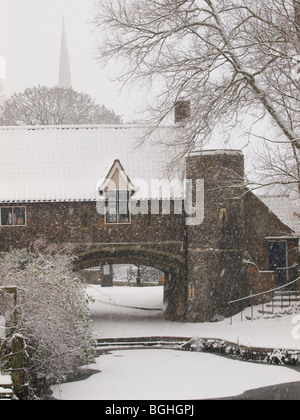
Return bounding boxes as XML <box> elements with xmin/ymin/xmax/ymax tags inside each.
<box><xmin>93</xmin><ymin>0</ymin><xmax>300</xmax><ymax>194</ymax></box>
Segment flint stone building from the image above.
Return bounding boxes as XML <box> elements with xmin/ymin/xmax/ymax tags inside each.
<box><xmin>0</xmin><ymin>124</ymin><xmax>299</xmax><ymax>322</ymax></box>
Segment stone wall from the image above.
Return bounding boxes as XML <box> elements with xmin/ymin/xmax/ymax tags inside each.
<box><xmin>247</xmin><ymin>262</ymin><xmax>276</xmax><ymax>297</ymax></box>
<box><xmin>184</xmin><ymin>151</ymin><xmax>249</xmax><ymax>322</ymax></box>
<box><xmin>0</xmin><ymin>201</ymin><xmax>186</xmax><ymax>251</ymax></box>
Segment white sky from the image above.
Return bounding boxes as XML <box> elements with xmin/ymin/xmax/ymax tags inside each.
<box><xmin>0</xmin><ymin>0</ymin><xmax>147</xmax><ymax>121</ymax></box>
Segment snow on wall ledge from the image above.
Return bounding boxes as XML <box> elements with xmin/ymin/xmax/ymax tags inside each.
<box><xmin>190</xmin><ymin>149</ymin><xmax>243</xmax><ymax>156</ymax></box>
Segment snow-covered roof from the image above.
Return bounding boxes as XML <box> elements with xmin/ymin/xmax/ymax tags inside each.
<box><xmin>0</xmin><ymin>125</ymin><xmax>184</xmax><ymax>202</ymax></box>
<box><xmin>258</xmin><ymin>195</ymin><xmax>300</xmax><ymax>237</ymax></box>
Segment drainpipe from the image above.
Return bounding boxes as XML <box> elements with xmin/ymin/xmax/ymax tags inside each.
<box><xmin>136</xmin><ymin>266</ymin><xmax>141</xmax><ymax>287</ymax></box>
<box><xmin>183</xmin><ymin>211</ymin><xmax>189</xmax><ymax>323</ymax></box>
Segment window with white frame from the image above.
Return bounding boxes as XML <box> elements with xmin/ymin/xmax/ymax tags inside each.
<box><xmin>1</xmin><ymin>207</ymin><xmax>26</xmax><ymax>226</ymax></box>
<box><xmin>105</xmin><ymin>191</ymin><xmax>130</xmax><ymax>224</ymax></box>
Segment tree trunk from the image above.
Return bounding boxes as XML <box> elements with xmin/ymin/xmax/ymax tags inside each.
<box><xmin>294</xmin><ymin>0</ymin><xmax>300</xmax><ymax>49</ymax></box>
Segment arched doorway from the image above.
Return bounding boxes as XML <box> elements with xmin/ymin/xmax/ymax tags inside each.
<box><xmin>74</xmin><ymin>245</ymin><xmax>186</xmax><ymax>321</ymax></box>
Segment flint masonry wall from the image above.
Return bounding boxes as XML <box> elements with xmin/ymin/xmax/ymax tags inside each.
<box><xmin>1</xmin><ymin>150</ymin><xmax>296</xmax><ymax>323</ymax></box>
<box><xmin>0</xmin><ymin>201</ymin><xmax>186</xmax><ymax>251</ymax></box>
<box><xmin>184</xmin><ymin>151</ymin><xmax>249</xmax><ymax>322</ymax></box>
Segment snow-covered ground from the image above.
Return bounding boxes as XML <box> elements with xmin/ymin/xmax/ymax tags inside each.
<box><xmin>51</xmin><ymin>285</ymin><xmax>300</xmax><ymax>400</ymax></box>
<box><xmin>0</xmin><ymin>373</ymin><xmax>12</xmax><ymax>398</ymax></box>
<box><xmin>0</xmin><ymin>374</ymin><xmax>12</xmax><ymax>386</ymax></box>
<box><xmin>88</xmin><ymin>285</ymin><xmax>300</xmax><ymax>350</ymax></box>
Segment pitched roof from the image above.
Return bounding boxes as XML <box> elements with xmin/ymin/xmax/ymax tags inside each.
<box><xmin>258</xmin><ymin>194</ymin><xmax>300</xmax><ymax>236</ymax></box>
<box><xmin>0</xmin><ymin>124</ymin><xmax>183</xmax><ymax>202</ymax></box>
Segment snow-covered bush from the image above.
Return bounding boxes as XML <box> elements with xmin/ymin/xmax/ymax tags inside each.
<box><xmin>0</xmin><ymin>250</ymin><xmax>95</xmax><ymax>399</ymax></box>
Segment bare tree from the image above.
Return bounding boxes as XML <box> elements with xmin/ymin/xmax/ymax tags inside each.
<box><xmin>0</xmin><ymin>85</ymin><xmax>122</xmax><ymax>126</ymax></box>
<box><xmin>93</xmin><ymin>0</ymin><xmax>300</xmax><ymax>194</ymax></box>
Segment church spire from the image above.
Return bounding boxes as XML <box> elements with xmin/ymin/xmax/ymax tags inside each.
<box><xmin>58</xmin><ymin>18</ymin><xmax>72</xmax><ymax>89</ymax></box>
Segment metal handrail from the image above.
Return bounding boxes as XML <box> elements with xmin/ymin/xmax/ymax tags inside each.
<box><xmin>276</xmin><ymin>265</ymin><xmax>299</xmax><ymax>271</ymax></box>
<box><xmin>229</xmin><ymin>277</ymin><xmax>300</xmax><ymax>305</ymax></box>
<box><xmin>229</xmin><ymin>276</ymin><xmax>300</xmax><ymax>324</ymax></box>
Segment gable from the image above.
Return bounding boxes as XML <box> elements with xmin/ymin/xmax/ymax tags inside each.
<box><xmin>98</xmin><ymin>159</ymin><xmax>135</xmax><ymax>193</ymax></box>
<box><xmin>258</xmin><ymin>195</ymin><xmax>300</xmax><ymax>237</ymax></box>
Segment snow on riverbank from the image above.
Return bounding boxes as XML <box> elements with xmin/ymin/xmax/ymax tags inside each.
<box><xmin>88</xmin><ymin>285</ymin><xmax>300</xmax><ymax>350</ymax></box>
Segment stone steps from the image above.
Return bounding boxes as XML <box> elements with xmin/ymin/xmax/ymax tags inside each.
<box><xmin>258</xmin><ymin>291</ymin><xmax>300</xmax><ymax>313</ymax></box>
<box><xmin>95</xmin><ymin>336</ymin><xmax>190</xmax><ymax>353</ymax></box>
<box><xmin>268</xmin><ymin>292</ymin><xmax>299</xmax><ymax>308</ymax></box>
<box><xmin>0</xmin><ymin>375</ymin><xmax>13</xmax><ymax>400</ymax></box>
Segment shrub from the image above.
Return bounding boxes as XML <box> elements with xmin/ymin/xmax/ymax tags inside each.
<box><xmin>0</xmin><ymin>250</ymin><xmax>95</xmax><ymax>399</ymax></box>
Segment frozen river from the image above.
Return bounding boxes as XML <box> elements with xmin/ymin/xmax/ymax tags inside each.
<box><xmin>52</xmin><ymin>348</ymin><xmax>300</xmax><ymax>400</ymax></box>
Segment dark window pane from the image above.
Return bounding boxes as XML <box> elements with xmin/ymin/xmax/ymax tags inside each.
<box><xmin>119</xmin><ymin>214</ymin><xmax>130</xmax><ymax>223</ymax></box>
<box><xmin>106</xmin><ymin>213</ymin><xmax>118</xmax><ymax>224</ymax></box>
<box><xmin>1</xmin><ymin>208</ymin><xmax>13</xmax><ymax>225</ymax></box>
<box><xmin>82</xmin><ymin>212</ymin><xmax>89</xmax><ymax>229</ymax></box>
<box><xmin>14</xmin><ymin>208</ymin><xmax>26</xmax><ymax>226</ymax></box>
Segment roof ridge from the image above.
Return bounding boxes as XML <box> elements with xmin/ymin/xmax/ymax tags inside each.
<box><xmin>0</xmin><ymin>124</ymin><xmax>174</xmax><ymax>131</ymax></box>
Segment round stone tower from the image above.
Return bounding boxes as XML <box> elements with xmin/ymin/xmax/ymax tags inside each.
<box><xmin>185</xmin><ymin>150</ymin><xmax>249</xmax><ymax>322</ymax></box>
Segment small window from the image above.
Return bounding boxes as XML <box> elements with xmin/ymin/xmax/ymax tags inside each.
<box><xmin>82</xmin><ymin>212</ymin><xmax>89</xmax><ymax>230</ymax></box>
<box><xmin>188</xmin><ymin>283</ymin><xmax>195</xmax><ymax>300</ymax></box>
<box><xmin>219</xmin><ymin>208</ymin><xmax>227</xmax><ymax>222</ymax></box>
<box><xmin>1</xmin><ymin>207</ymin><xmax>26</xmax><ymax>226</ymax></box>
<box><xmin>105</xmin><ymin>190</ymin><xmax>130</xmax><ymax>224</ymax></box>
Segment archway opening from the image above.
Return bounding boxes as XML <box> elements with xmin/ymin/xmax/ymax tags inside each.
<box><xmin>80</xmin><ymin>264</ymin><xmax>166</xmax><ymax>316</ymax></box>
<box><xmin>75</xmin><ymin>247</ymin><xmax>186</xmax><ymax>323</ymax></box>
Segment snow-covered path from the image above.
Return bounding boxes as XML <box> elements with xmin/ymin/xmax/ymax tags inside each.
<box><xmin>88</xmin><ymin>285</ymin><xmax>300</xmax><ymax>350</ymax></box>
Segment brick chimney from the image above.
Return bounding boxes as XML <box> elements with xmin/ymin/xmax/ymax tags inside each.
<box><xmin>174</xmin><ymin>99</ymin><xmax>191</xmax><ymax>124</ymax></box>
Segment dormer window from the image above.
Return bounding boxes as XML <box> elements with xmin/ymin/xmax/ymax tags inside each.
<box><xmin>105</xmin><ymin>190</ymin><xmax>130</xmax><ymax>224</ymax></box>
<box><xmin>98</xmin><ymin>159</ymin><xmax>135</xmax><ymax>225</ymax></box>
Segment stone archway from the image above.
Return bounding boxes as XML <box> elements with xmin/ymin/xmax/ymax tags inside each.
<box><xmin>73</xmin><ymin>243</ymin><xmax>187</xmax><ymax>322</ymax></box>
